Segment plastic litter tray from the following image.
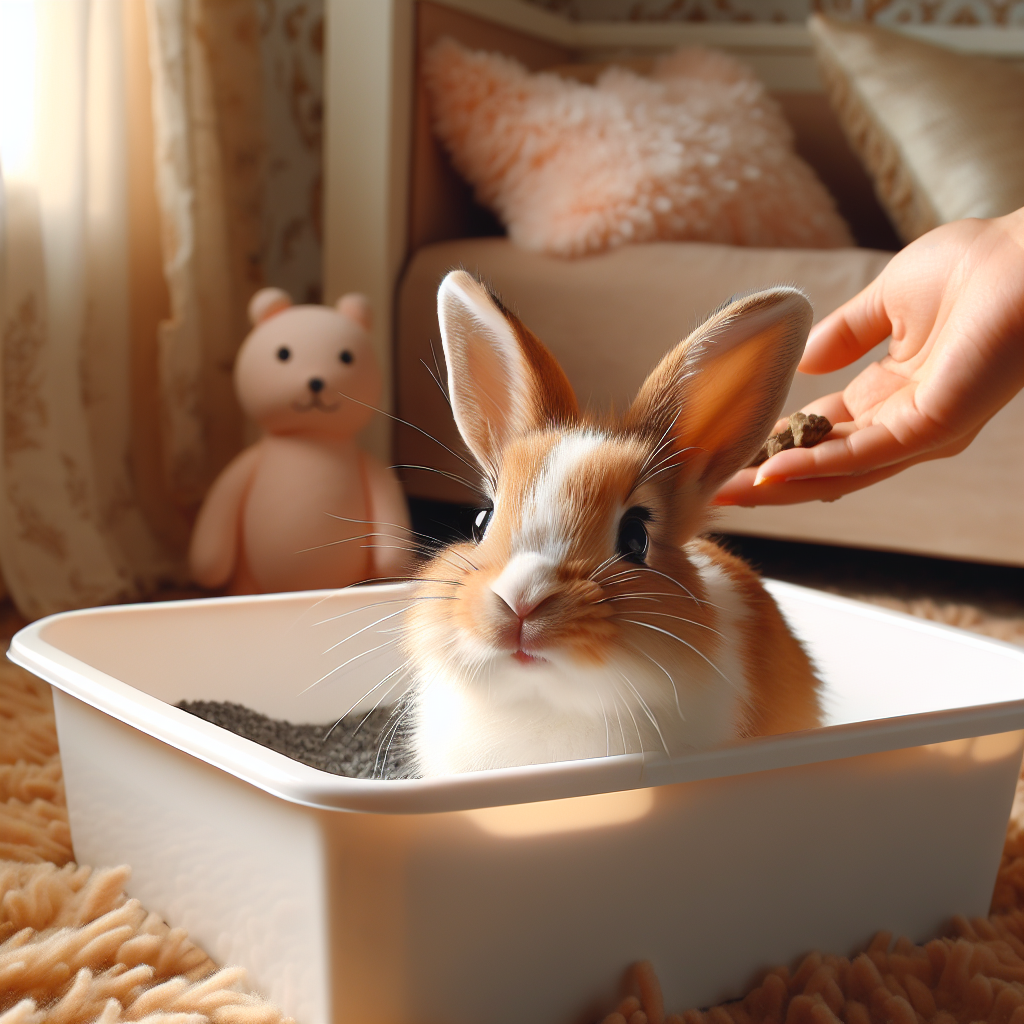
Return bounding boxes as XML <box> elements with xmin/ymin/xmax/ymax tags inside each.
<box><xmin>9</xmin><ymin>581</ymin><xmax>1024</xmax><ymax>1024</ymax></box>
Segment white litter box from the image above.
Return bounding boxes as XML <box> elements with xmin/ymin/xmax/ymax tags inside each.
<box><xmin>9</xmin><ymin>581</ymin><xmax>1024</xmax><ymax>1024</ymax></box>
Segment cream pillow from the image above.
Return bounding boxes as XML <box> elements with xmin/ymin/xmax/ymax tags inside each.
<box><xmin>809</xmin><ymin>14</ymin><xmax>1024</xmax><ymax>244</ymax></box>
<box><xmin>423</xmin><ymin>38</ymin><xmax>853</xmax><ymax>257</ymax></box>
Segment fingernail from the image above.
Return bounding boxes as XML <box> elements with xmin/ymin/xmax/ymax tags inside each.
<box><xmin>754</xmin><ymin>474</ymin><xmax>785</xmax><ymax>487</ymax></box>
<box><xmin>713</xmin><ymin>496</ymin><xmax>736</xmax><ymax>506</ymax></box>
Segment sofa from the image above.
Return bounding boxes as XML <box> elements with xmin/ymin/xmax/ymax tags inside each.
<box><xmin>323</xmin><ymin>0</ymin><xmax>1024</xmax><ymax>565</ymax></box>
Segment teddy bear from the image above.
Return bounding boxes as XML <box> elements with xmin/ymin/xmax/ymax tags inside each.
<box><xmin>188</xmin><ymin>287</ymin><xmax>411</xmax><ymax>595</ymax></box>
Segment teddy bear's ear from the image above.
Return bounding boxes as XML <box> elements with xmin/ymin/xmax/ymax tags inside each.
<box><xmin>248</xmin><ymin>287</ymin><xmax>292</xmax><ymax>326</ymax></box>
<box><xmin>336</xmin><ymin>293</ymin><xmax>372</xmax><ymax>332</ymax></box>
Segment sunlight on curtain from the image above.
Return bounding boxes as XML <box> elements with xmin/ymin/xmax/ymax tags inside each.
<box><xmin>0</xmin><ymin>0</ymin><xmax>180</xmax><ymax>618</ymax></box>
<box><xmin>0</xmin><ymin>0</ymin><xmax>36</xmax><ymax>182</ymax></box>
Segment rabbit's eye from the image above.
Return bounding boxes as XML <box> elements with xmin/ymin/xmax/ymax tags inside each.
<box><xmin>276</xmin><ymin>346</ymin><xmax>291</xmax><ymax>361</ymax></box>
<box><xmin>472</xmin><ymin>506</ymin><xmax>493</xmax><ymax>543</ymax></box>
<box><xmin>617</xmin><ymin>508</ymin><xmax>651</xmax><ymax>564</ymax></box>
<box><xmin>339</xmin><ymin>350</ymin><xmax>354</xmax><ymax>364</ymax></box>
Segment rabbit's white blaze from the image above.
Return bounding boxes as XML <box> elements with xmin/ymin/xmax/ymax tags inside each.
<box><xmin>514</xmin><ymin>429</ymin><xmax>609</xmax><ymax>560</ymax></box>
<box><xmin>402</xmin><ymin>270</ymin><xmax>822</xmax><ymax>776</ymax></box>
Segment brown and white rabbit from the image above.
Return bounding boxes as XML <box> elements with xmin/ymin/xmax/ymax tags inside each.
<box><xmin>400</xmin><ymin>271</ymin><xmax>822</xmax><ymax>777</ymax></box>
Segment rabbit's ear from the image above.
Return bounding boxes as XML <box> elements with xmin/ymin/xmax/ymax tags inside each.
<box><xmin>626</xmin><ymin>288</ymin><xmax>812</xmax><ymax>494</ymax></box>
<box><xmin>438</xmin><ymin>271</ymin><xmax>579</xmax><ymax>475</ymax></box>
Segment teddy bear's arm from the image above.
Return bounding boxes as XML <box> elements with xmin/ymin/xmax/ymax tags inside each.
<box><xmin>188</xmin><ymin>444</ymin><xmax>263</xmax><ymax>589</ymax></box>
<box><xmin>362</xmin><ymin>454</ymin><xmax>413</xmax><ymax>582</ymax></box>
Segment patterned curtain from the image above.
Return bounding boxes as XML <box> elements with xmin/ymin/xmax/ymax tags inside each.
<box><xmin>0</xmin><ymin>0</ymin><xmax>275</xmax><ymax>619</ymax></box>
<box><xmin>146</xmin><ymin>0</ymin><xmax>266</xmax><ymax>508</ymax></box>
<box><xmin>0</xmin><ymin>0</ymin><xmax>180</xmax><ymax>619</ymax></box>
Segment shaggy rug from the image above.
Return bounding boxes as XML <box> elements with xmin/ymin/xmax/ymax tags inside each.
<box><xmin>2</xmin><ymin>578</ymin><xmax>1024</xmax><ymax>1024</ymax></box>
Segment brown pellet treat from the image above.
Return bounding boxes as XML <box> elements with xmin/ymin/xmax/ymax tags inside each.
<box><xmin>749</xmin><ymin>412</ymin><xmax>832</xmax><ymax>466</ymax></box>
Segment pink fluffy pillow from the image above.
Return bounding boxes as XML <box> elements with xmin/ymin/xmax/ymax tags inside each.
<box><xmin>424</xmin><ymin>40</ymin><xmax>854</xmax><ymax>257</ymax></box>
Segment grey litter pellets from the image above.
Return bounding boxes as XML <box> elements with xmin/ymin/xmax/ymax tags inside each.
<box><xmin>176</xmin><ymin>700</ymin><xmax>417</xmax><ymax>779</ymax></box>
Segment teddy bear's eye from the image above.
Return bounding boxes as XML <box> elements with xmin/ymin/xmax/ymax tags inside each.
<box><xmin>339</xmin><ymin>350</ymin><xmax>354</xmax><ymax>365</ymax></box>
<box><xmin>276</xmin><ymin>347</ymin><xmax>291</xmax><ymax>361</ymax></box>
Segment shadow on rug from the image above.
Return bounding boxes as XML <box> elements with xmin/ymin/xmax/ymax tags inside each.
<box><xmin>3</xmin><ymin>626</ymin><xmax>1024</xmax><ymax>1024</ymax></box>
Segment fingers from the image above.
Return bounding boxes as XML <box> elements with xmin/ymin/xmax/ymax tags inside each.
<box><xmin>795</xmin><ymin>391</ymin><xmax>852</xmax><ymax>426</ymax></box>
<box><xmin>714</xmin><ymin>460</ymin><xmax>911</xmax><ymax>506</ymax></box>
<box><xmin>799</xmin><ymin>277</ymin><xmax>892</xmax><ymax>375</ymax></box>
<box><xmin>751</xmin><ymin>423</ymin><xmax>912</xmax><ymax>485</ymax></box>
<box><xmin>714</xmin><ymin>425</ymin><xmax>981</xmax><ymax>507</ymax></box>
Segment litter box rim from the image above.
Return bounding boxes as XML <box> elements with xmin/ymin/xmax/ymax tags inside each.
<box><xmin>8</xmin><ymin>580</ymin><xmax>1024</xmax><ymax>815</ymax></box>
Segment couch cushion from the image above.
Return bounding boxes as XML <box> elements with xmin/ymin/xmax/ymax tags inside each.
<box><xmin>396</xmin><ymin>237</ymin><xmax>891</xmax><ymax>504</ymax></box>
<box><xmin>809</xmin><ymin>15</ymin><xmax>1024</xmax><ymax>244</ymax></box>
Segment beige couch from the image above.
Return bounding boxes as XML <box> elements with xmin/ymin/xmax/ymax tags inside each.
<box><xmin>324</xmin><ymin>0</ymin><xmax>1024</xmax><ymax>565</ymax></box>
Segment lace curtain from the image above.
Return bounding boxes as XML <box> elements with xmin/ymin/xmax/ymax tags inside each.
<box><xmin>0</xmin><ymin>0</ymin><xmax>268</xmax><ymax>619</ymax></box>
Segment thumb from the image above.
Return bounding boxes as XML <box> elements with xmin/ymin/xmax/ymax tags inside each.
<box><xmin>800</xmin><ymin>277</ymin><xmax>891</xmax><ymax>375</ymax></box>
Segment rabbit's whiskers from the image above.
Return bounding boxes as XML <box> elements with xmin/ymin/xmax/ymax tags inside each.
<box><xmin>597</xmin><ymin>689</ymin><xmax>611</xmax><ymax>756</ymax></box>
<box><xmin>615</xmin><ymin>608</ymin><xmax>725</xmax><ymax>639</ymax></box>
<box><xmin>588</xmin><ymin>552</ymin><xmax>627</xmax><ymax>583</ymax></box>
<box><xmin>301</xmin><ymin>636</ymin><xmax>401</xmax><ymax>694</ymax></box>
<box><xmin>636</xmin><ymin>647</ymin><xmax>685</xmax><ymax>721</ymax></box>
<box><xmin>635</xmin><ymin>409</ymin><xmax>682</xmax><ymax>480</ymax></box>
<box><xmin>620</xmin><ymin>618</ymin><xmax>733</xmax><ymax>688</ymax></box>
<box><xmin>615</xmin><ymin>668</ymin><xmax>670</xmax><ymax>756</ymax></box>
<box><xmin>420</xmin><ymin>352</ymin><xmax>453</xmax><ymax>411</ymax></box>
<box><xmin>597</xmin><ymin>568</ymin><xmax>646</xmax><ymax>587</ymax></box>
<box><xmin>610</xmin><ymin>677</ymin><xmax>644</xmax><ymax>755</ymax></box>
<box><xmin>617</xmin><ymin>563</ymin><xmax>715</xmax><ymax>608</ymax></box>
<box><xmin>323</xmin><ymin>661</ymin><xmax>411</xmax><ymax>741</ymax></box>
<box><xmin>312</xmin><ymin>594</ymin><xmax>455</xmax><ymax>629</ymax></box>
<box><xmin>390</xmin><ymin>464</ymin><xmax>483</xmax><ymax>494</ymax></box>
<box><xmin>295</xmin><ymin>531</ymin><xmax>411</xmax><ymax>555</ymax></box>
<box><xmin>311</xmin><ymin>513</ymin><xmax>482</xmax><ymax>572</ymax></box>
<box><xmin>358</xmin><ymin>543</ymin><xmax>477</xmax><ymax>580</ymax></box>
<box><xmin>375</xmin><ymin>695</ymin><xmax>418</xmax><ymax>778</ymax></box>
<box><xmin>334</xmin><ymin>388</ymin><xmax>479</xmax><ymax>475</ymax></box>
<box><xmin>321</xmin><ymin>606</ymin><xmax>417</xmax><ymax>656</ymax></box>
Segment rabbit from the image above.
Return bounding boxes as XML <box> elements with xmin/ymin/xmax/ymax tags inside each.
<box><xmin>398</xmin><ymin>270</ymin><xmax>822</xmax><ymax>777</ymax></box>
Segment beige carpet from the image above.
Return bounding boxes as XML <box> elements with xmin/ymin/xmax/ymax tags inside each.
<box><xmin>2</xmin><ymin>585</ymin><xmax>1024</xmax><ymax>1024</ymax></box>
<box><xmin>0</xmin><ymin>659</ymin><xmax>292</xmax><ymax>1024</ymax></box>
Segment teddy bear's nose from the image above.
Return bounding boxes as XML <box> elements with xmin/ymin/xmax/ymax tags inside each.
<box><xmin>308</xmin><ymin>377</ymin><xmax>325</xmax><ymax>394</ymax></box>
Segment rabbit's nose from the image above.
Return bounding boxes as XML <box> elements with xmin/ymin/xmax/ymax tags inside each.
<box><xmin>490</xmin><ymin>552</ymin><xmax>559</xmax><ymax>621</ymax></box>
<box><xmin>308</xmin><ymin>377</ymin><xmax>325</xmax><ymax>393</ymax></box>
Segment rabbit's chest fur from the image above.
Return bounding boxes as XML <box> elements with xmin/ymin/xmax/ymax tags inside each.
<box><xmin>410</xmin><ymin>542</ymin><xmax>754</xmax><ymax>776</ymax></box>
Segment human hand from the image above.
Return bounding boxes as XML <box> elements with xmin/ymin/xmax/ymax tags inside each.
<box><xmin>715</xmin><ymin>209</ymin><xmax>1024</xmax><ymax>506</ymax></box>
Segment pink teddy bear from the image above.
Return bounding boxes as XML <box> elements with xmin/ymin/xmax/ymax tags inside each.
<box><xmin>188</xmin><ymin>288</ymin><xmax>411</xmax><ymax>594</ymax></box>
